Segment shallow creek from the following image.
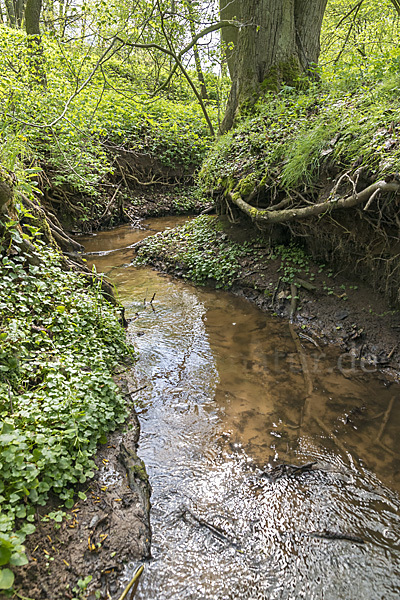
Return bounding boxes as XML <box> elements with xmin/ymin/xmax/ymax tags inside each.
<box><xmin>81</xmin><ymin>217</ymin><xmax>400</xmax><ymax>600</ymax></box>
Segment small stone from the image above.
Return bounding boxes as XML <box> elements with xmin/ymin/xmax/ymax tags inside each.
<box><xmin>335</xmin><ymin>310</ymin><xmax>349</xmax><ymax>320</ymax></box>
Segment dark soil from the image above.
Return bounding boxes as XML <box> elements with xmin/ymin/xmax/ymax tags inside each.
<box><xmin>12</xmin><ymin>375</ymin><xmax>151</xmax><ymax>600</ymax></box>
<box><xmin>137</xmin><ymin>216</ymin><xmax>400</xmax><ymax>379</ymax></box>
<box><xmin>124</xmin><ymin>189</ymin><xmax>212</xmax><ymax>223</ymax></box>
<box><xmin>58</xmin><ymin>187</ymin><xmax>212</xmax><ymax>233</ymax></box>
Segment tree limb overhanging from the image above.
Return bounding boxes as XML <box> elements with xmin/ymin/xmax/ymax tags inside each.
<box><xmin>227</xmin><ymin>179</ymin><xmax>400</xmax><ymax>224</ymax></box>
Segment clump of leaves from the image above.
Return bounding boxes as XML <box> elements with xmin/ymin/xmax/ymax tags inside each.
<box><xmin>0</xmin><ymin>25</ymin><xmax>216</xmax><ymax>211</ymax></box>
<box><xmin>0</xmin><ymin>209</ymin><xmax>135</xmax><ymax>589</ymax></box>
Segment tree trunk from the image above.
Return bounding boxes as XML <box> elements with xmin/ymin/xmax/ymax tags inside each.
<box><xmin>220</xmin><ymin>0</ymin><xmax>328</xmax><ymax>132</ymax></box>
<box><xmin>5</xmin><ymin>0</ymin><xmax>17</xmax><ymax>26</ymax></box>
<box><xmin>25</xmin><ymin>0</ymin><xmax>47</xmax><ymax>86</ymax></box>
<box><xmin>219</xmin><ymin>0</ymin><xmax>240</xmax><ymax>79</ymax></box>
<box><xmin>186</xmin><ymin>0</ymin><xmax>209</xmax><ymax>100</ymax></box>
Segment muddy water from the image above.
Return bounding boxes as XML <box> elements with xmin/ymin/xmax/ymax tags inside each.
<box><xmin>81</xmin><ymin>219</ymin><xmax>400</xmax><ymax>600</ymax></box>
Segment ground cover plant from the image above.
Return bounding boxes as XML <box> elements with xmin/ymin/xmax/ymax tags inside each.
<box><xmin>136</xmin><ymin>215</ymin><xmax>322</xmax><ymax>292</ymax></box>
<box><xmin>0</xmin><ymin>199</ymin><xmax>134</xmax><ymax>591</ymax></box>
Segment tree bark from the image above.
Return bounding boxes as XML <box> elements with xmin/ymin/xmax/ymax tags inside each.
<box><xmin>220</xmin><ymin>0</ymin><xmax>328</xmax><ymax>132</ymax></box>
<box><xmin>219</xmin><ymin>0</ymin><xmax>240</xmax><ymax>79</ymax></box>
<box><xmin>25</xmin><ymin>0</ymin><xmax>47</xmax><ymax>86</ymax></box>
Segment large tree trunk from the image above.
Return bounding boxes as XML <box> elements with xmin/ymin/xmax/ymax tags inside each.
<box><xmin>25</xmin><ymin>0</ymin><xmax>47</xmax><ymax>86</ymax></box>
<box><xmin>220</xmin><ymin>0</ymin><xmax>328</xmax><ymax>132</ymax></box>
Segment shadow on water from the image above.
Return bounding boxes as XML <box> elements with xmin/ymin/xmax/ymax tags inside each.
<box><xmin>81</xmin><ymin>219</ymin><xmax>400</xmax><ymax>600</ymax></box>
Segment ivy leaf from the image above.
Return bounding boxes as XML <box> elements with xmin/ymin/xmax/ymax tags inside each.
<box><xmin>10</xmin><ymin>552</ymin><xmax>28</xmax><ymax>566</ymax></box>
<box><xmin>0</xmin><ymin>568</ymin><xmax>14</xmax><ymax>590</ymax></box>
<box><xmin>0</xmin><ymin>546</ymin><xmax>11</xmax><ymax>566</ymax></box>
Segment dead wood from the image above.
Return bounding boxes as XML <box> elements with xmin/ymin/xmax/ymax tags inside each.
<box><xmin>119</xmin><ymin>443</ymin><xmax>151</xmax><ymax>515</ymax></box>
<box><xmin>308</xmin><ymin>530</ymin><xmax>364</xmax><ymax>544</ymax></box>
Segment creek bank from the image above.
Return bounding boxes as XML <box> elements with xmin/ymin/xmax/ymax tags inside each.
<box><xmin>13</xmin><ymin>375</ymin><xmax>151</xmax><ymax>600</ymax></box>
<box><xmin>135</xmin><ymin>215</ymin><xmax>400</xmax><ymax>379</ymax></box>
<box><xmin>53</xmin><ymin>185</ymin><xmax>212</xmax><ymax>234</ymax></box>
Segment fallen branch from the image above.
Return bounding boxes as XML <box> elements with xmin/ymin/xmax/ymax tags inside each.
<box><xmin>262</xmin><ymin>461</ymin><xmax>317</xmax><ymax>481</ymax></box>
<box><xmin>295</xmin><ymin>278</ymin><xmax>317</xmax><ymax>292</ymax></box>
<box><xmin>308</xmin><ymin>530</ymin><xmax>364</xmax><ymax>544</ymax></box>
<box><xmin>289</xmin><ymin>283</ymin><xmax>298</xmax><ymax>322</ymax></box>
<box><xmin>299</xmin><ymin>332</ymin><xmax>322</xmax><ymax>352</ymax></box>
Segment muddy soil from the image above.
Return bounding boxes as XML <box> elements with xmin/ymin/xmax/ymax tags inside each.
<box><xmin>137</xmin><ymin>216</ymin><xmax>400</xmax><ymax>379</ymax></box>
<box><xmin>13</xmin><ymin>375</ymin><xmax>151</xmax><ymax>600</ymax></box>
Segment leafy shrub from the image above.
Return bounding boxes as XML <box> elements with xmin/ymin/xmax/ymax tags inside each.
<box><xmin>0</xmin><ymin>25</ymin><xmax>216</xmax><ymax>207</ymax></box>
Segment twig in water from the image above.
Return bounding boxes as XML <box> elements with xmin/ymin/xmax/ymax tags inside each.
<box><xmin>308</xmin><ymin>530</ymin><xmax>364</xmax><ymax>544</ymax></box>
<box><xmin>130</xmin><ymin>385</ymin><xmax>147</xmax><ymax>396</ymax></box>
<box><xmin>181</xmin><ymin>508</ymin><xmax>243</xmax><ymax>551</ymax></box>
<box><xmin>298</xmin><ymin>332</ymin><xmax>322</xmax><ymax>352</ymax></box>
<box><xmin>378</xmin><ymin>396</ymin><xmax>395</xmax><ymax>441</ymax></box>
<box><xmin>117</xmin><ymin>565</ymin><xmax>144</xmax><ymax>600</ymax></box>
<box><xmin>150</xmin><ymin>292</ymin><xmax>156</xmax><ymax>304</ymax></box>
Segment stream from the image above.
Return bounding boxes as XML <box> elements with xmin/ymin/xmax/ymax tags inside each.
<box><xmin>81</xmin><ymin>217</ymin><xmax>400</xmax><ymax>600</ymax></box>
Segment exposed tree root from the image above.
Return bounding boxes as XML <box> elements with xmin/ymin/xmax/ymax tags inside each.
<box><xmin>227</xmin><ymin>179</ymin><xmax>400</xmax><ymax>224</ymax></box>
<box><xmin>1</xmin><ymin>177</ymin><xmax>121</xmax><ymax>306</ymax></box>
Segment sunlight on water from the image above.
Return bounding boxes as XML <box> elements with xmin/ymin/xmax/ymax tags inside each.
<box><xmin>81</xmin><ymin>221</ymin><xmax>400</xmax><ymax>600</ymax></box>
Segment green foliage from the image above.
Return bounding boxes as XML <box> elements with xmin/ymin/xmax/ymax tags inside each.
<box><xmin>200</xmin><ymin>72</ymin><xmax>400</xmax><ymax>197</ymax></box>
<box><xmin>0</xmin><ymin>208</ymin><xmax>134</xmax><ymax>586</ymax></box>
<box><xmin>272</xmin><ymin>243</ymin><xmax>311</xmax><ymax>284</ymax></box>
<box><xmin>136</xmin><ymin>215</ymin><xmax>251</xmax><ymax>288</ymax></box>
<box><xmin>0</xmin><ymin>24</ymin><xmax>216</xmax><ymax>217</ymax></box>
<box><xmin>321</xmin><ymin>0</ymin><xmax>400</xmax><ymax>87</ymax></box>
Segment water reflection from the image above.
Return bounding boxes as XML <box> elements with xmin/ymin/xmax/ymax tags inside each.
<box><xmin>81</xmin><ymin>221</ymin><xmax>400</xmax><ymax>599</ymax></box>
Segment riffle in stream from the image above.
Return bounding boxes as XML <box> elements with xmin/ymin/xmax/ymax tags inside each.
<box><xmin>81</xmin><ymin>217</ymin><xmax>400</xmax><ymax>600</ymax></box>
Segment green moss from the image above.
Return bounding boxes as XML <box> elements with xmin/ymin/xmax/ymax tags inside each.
<box><xmin>132</xmin><ymin>461</ymin><xmax>148</xmax><ymax>482</ymax></box>
<box><xmin>261</xmin><ymin>58</ymin><xmax>301</xmax><ymax>93</ymax></box>
<box><xmin>237</xmin><ymin>174</ymin><xmax>257</xmax><ymax>197</ymax></box>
